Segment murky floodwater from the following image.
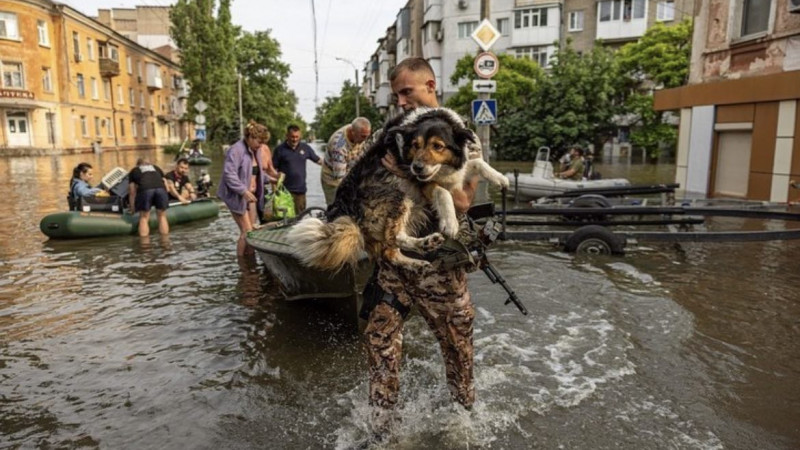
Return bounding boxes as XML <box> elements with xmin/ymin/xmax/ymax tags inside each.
<box><xmin>1</xmin><ymin>149</ymin><xmax>799</xmax><ymax>449</ymax></box>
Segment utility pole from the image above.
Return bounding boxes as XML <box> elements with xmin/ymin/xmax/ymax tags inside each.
<box><xmin>237</xmin><ymin>72</ymin><xmax>244</xmax><ymax>140</ymax></box>
<box><xmin>336</xmin><ymin>57</ymin><xmax>360</xmax><ymax>117</ymax></box>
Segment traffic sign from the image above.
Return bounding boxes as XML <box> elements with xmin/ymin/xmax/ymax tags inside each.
<box><xmin>195</xmin><ymin>128</ymin><xmax>206</xmax><ymax>141</ymax></box>
<box><xmin>194</xmin><ymin>124</ymin><xmax>206</xmax><ymax>130</ymax></box>
<box><xmin>474</xmin><ymin>52</ymin><xmax>499</xmax><ymax>79</ymax></box>
<box><xmin>193</xmin><ymin>100</ymin><xmax>207</xmax><ymax>113</ymax></box>
<box><xmin>194</xmin><ymin>114</ymin><xmax>206</xmax><ymax>125</ymax></box>
<box><xmin>471</xmin><ymin>18</ymin><xmax>500</xmax><ymax>52</ymax></box>
<box><xmin>472</xmin><ymin>79</ymin><xmax>497</xmax><ymax>93</ymax></box>
<box><xmin>472</xmin><ymin>99</ymin><xmax>497</xmax><ymax>125</ymax></box>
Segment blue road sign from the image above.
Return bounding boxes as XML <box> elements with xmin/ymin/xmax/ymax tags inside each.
<box><xmin>472</xmin><ymin>99</ymin><xmax>497</xmax><ymax>125</ymax></box>
<box><xmin>194</xmin><ymin>129</ymin><xmax>206</xmax><ymax>141</ymax></box>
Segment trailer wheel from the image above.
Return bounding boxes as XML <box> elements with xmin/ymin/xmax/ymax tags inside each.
<box><xmin>564</xmin><ymin>225</ymin><xmax>625</xmax><ymax>255</ymax></box>
<box><xmin>564</xmin><ymin>195</ymin><xmax>612</xmax><ymax>222</ymax></box>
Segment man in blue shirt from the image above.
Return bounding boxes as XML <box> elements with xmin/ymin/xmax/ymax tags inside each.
<box><xmin>272</xmin><ymin>124</ymin><xmax>321</xmax><ymax>213</ymax></box>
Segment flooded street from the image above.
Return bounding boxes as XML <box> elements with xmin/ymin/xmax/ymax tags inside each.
<box><xmin>1</xmin><ymin>149</ymin><xmax>799</xmax><ymax>449</ymax></box>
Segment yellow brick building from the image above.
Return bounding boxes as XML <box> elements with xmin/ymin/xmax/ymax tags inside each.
<box><xmin>0</xmin><ymin>0</ymin><xmax>189</xmax><ymax>155</ymax></box>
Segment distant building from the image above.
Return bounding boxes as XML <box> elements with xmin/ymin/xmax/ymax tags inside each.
<box><xmin>93</xmin><ymin>6</ymin><xmax>178</xmax><ymax>64</ymax></box>
<box><xmin>0</xmin><ymin>0</ymin><xmax>188</xmax><ymax>155</ymax></box>
<box><xmin>654</xmin><ymin>0</ymin><xmax>800</xmax><ymax>202</ymax></box>
<box><xmin>364</xmin><ymin>0</ymin><xmax>692</xmax><ymax>107</ymax></box>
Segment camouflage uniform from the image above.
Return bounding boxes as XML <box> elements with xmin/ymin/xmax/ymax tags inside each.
<box><xmin>365</xmin><ymin>224</ymin><xmax>476</xmax><ymax>409</ymax></box>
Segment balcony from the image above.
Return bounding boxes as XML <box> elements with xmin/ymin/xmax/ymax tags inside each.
<box><xmin>99</xmin><ymin>58</ymin><xmax>120</xmax><ymax>77</ymax></box>
<box><xmin>146</xmin><ymin>63</ymin><xmax>163</xmax><ymax>90</ymax></box>
<box><xmin>423</xmin><ymin>0</ymin><xmax>443</xmax><ymax>23</ymax></box>
<box><xmin>596</xmin><ymin>17</ymin><xmax>646</xmax><ymax>41</ymax></box>
<box><xmin>175</xmin><ymin>79</ymin><xmax>189</xmax><ymax>98</ymax></box>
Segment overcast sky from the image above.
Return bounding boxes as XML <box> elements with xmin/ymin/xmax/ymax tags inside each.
<box><xmin>61</xmin><ymin>0</ymin><xmax>407</xmax><ymax>123</ymax></box>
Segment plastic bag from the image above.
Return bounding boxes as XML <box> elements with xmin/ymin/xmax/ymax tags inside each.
<box><xmin>265</xmin><ymin>174</ymin><xmax>295</xmax><ymax>221</ymax></box>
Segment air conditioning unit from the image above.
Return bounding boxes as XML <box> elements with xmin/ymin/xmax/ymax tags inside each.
<box><xmin>790</xmin><ymin>0</ymin><xmax>800</xmax><ymax>13</ymax></box>
<box><xmin>458</xmin><ymin>0</ymin><xmax>468</xmax><ymax>10</ymax></box>
<box><xmin>74</xmin><ymin>53</ymin><xmax>83</xmax><ymax>63</ymax></box>
<box><xmin>435</xmin><ymin>29</ymin><xmax>444</xmax><ymax>41</ymax></box>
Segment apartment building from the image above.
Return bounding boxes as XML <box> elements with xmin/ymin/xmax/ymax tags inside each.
<box><xmin>0</xmin><ymin>0</ymin><xmax>188</xmax><ymax>155</ymax></box>
<box><xmin>94</xmin><ymin>5</ymin><xmax>177</xmax><ymax>62</ymax></box>
<box><xmin>364</xmin><ymin>0</ymin><xmax>693</xmax><ymax>105</ymax></box>
<box><xmin>654</xmin><ymin>0</ymin><xmax>800</xmax><ymax>201</ymax></box>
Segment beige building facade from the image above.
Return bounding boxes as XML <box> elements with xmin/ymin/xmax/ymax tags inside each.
<box><xmin>654</xmin><ymin>0</ymin><xmax>800</xmax><ymax>201</ymax></box>
<box><xmin>0</xmin><ymin>0</ymin><xmax>188</xmax><ymax>156</ymax></box>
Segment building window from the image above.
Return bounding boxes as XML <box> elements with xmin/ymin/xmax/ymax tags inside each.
<box><xmin>72</xmin><ymin>31</ymin><xmax>80</xmax><ymax>58</ymax></box>
<box><xmin>103</xmin><ymin>79</ymin><xmax>110</xmax><ymax>100</ymax></box>
<box><xmin>76</xmin><ymin>74</ymin><xmax>85</xmax><ymax>98</ymax></box>
<box><xmin>126</xmin><ymin>56</ymin><xmax>132</xmax><ymax>74</ymax></box>
<box><xmin>129</xmin><ymin>88</ymin><xmax>135</xmax><ymax>106</ymax></box>
<box><xmin>80</xmin><ymin>115</ymin><xmax>88</xmax><ymax>137</ymax></box>
<box><xmin>119</xmin><ymin>118</ymin><xmax>125</xmax><ymax>137</ymax></box>
<box><xmin>656</xmin><ymin>1</ymin><xmax>675</xmax><ymax>21</ymax></box>
<box><xmin>2</xmin><ymin>61</ymin><xmax>24</xmax><ymax>88</ymax></box>
<box><xmin>42</xmin><ymin>67</ymin><xmax>52</xmax><ymax>92</ymax></box>
<box><xmin>0</xmin><ymin>12</ymin><xmax>20</xmax><ymax>40</ymax></box>
<box><xmin>137</xmin><ymin>61</ymin><xmax>142</xmax><ymax>79</ymax></box>
<box><xmin>599</xmin><ymin>0</ymin><xmax>645</xmax><ymax>22</ymax></box>
<box><xmin>117</xmin><ymin>84</ymin><xmax>124</xmax><ymax>104</ymax></box>
<box><xmin>94</xmin><ymin>116</ymin><xmax>101</xmax><ymax>136</ymax></box>
<box><xmin>458</xmin><ymin>21</ymin><xmax>479</xmax><ymax>39</ymax></box>
<box><xmin>142</xmin><ymin>120</ymin><xmax>148</xmax><ymax>138</ymax></box>
<box><xmin>87</xmin><ymin>38</ymin><xmax>95</xmax><ymax>60</ymax></box>
<box><xmin>37</xmin><ymin>20</ymin><xmax>50</xmax><ymax>46</ymax></box>
<box><xmin>568</xmin><ymin>11</ymin><xmax>584</xmax><ymax>31</ymax></box>
<box><xmin>496</xmin><ymin>18</ymin><xmax>509</xmax><ymax>36</ymax></box>
<box><xmin>515</xmin><ymin>46</ymin><xmax>549</xmax><ymax>67</ymax></box>
<box><xmin>102</xmin><ymin>45</ymin><xmax>120</xmax><ymax>61</ymax></box>
<box><xmin>741</xmin><ymin>0</ymin><xmax>769</xmax><ymax>37</ymax></box>
<box><xmin>132</xmin><ymin>120</ymin><xmax>137</xmax><ymax>138</ymax></box>
<box><xmin>107</xmin><ymin>116</ymin><xmax>113</xmax><ymax>136</ymax></box>
<box><xmin>90</xmin><ymin>77</ymin><xmax>98</xmax><ymax>99</ymax></box>
<box><xmin>140</xmin><ymin>91</ymin><xmax>145</xmax><ymax>108</ymax></box>
<box><xmin>514</xmin><ymin>8</ymin><xmax>548</xmax><ymax>29</ymax></box>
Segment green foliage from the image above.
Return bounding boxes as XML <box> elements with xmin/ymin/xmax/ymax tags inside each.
<box><xmin>617</xmin><ymin>20</ymin><xmax>692</xmax><ymax>159</ymax></box>
<box><xmin>170</xmin><ymin>0</ymin><xmax>239</xmax><ymax>143</ymax></box>
<box><xmin>162</xmin><ymin>143</ymin><xmax>185</xmax><ymax>154</ymax></box>
<box><xmin>311</xmin><ymin>80</ymin><xmax>383</xmax><ymax>143</ymax></box>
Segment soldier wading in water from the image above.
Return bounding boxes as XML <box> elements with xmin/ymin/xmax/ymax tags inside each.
<box><xmin>361</xmin><ymin>57</ymin><xmax>482</xmax><ymax>423</ymax></box>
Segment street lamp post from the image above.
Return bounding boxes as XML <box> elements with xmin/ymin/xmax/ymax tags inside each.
<box><xmin>335</xmin><ymin>57</ymin><xmax>359</xmax><ymax>117</ymax></box>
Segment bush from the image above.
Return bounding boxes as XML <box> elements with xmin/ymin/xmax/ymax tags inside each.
<box><xmin>162</xmin><ymin>143</ymin><xmax>184</xmax><ymax>154</ymax></box>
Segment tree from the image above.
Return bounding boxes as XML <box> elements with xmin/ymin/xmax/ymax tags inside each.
<box><xmin>170</xmin><ymin>0</ymin><xmax>238</xmax><ymax>143</ymax></box>
<box><xmin>311</xmin><ymin>80</ymin><xmax>383</xmax><ymax>142</ymax></box>
<box><xmin>230</xmin><ymin>30</ymin><xmax>299</xmax><ymax>146</ymax></box>
<box><xmin>616</xmin><ymin>20</ymin><xmax>692</xmax><ymax>160</ymax></box>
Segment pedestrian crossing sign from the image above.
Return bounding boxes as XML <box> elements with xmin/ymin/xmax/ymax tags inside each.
<box><xmin>472</xmin><ymin>99</ymin><xmax>497</xmax><ymax>125</ymax></box>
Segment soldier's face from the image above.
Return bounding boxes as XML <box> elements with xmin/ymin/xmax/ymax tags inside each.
<box><xmin>391</xmin><ymin>69</ymin><xmax>438</xmax><ymax>111</ymax></box>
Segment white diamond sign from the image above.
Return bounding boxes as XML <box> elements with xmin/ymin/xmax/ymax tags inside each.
<box><xmin>193</xmin><ymin>100</ymin><xmax>207</xmax><ymax>113</ymax></box>
<box><xmin>471</xmin><ymin>18</ymin><xmax>500</xmax><ymax>52</ymax></box>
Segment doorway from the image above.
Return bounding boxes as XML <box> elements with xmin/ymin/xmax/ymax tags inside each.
<box><xmin>5</xmin><ymin>111</ymin><xmax>31</xmax><ymax>147</ymax></box>
<box><xmin>714</xmin><ymin>131</ymin><xmax>752</xmax><ymax>197</ymax></box>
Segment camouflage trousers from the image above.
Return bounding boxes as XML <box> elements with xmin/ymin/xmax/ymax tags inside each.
<box><xmin>365</xmin><ymin>259</ymin><xmax>475</xmax><ymax>409</ymax></box>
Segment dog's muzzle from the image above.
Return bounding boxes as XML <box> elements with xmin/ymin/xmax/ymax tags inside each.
<box><xmin>411</xmin><ymin>162</ymin><xmax>440</xmax><ymax>182</ymax></box>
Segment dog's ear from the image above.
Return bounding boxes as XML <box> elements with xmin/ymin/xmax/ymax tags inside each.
<box><xmin>453</xmin><ymin>127</ymin><xmax>476</xmax><ymax>148</ymax></box>
<box><xmin>383</xmin><ymin>125</ymin><xmax>414</xmax><ymax>160</ymax></box>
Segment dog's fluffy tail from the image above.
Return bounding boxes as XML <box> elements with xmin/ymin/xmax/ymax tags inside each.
<box><xmin>288</xmin><ymin>216</ymin><xmax>364</xmax><ymax>271</ymax></box>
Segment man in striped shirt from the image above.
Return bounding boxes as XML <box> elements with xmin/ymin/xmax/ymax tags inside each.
<box><xmin>320</xmin><ymin>117</ymin><xmax>372</xmax><ymax>205</ymax></box>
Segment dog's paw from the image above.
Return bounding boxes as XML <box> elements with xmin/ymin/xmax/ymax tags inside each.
<box><xmin>440</xmin><ymin>216</ymin><xmax>459</xmax><ymax>238</ymax></box>
<box><xmin>421</xmin><ymin>233</ymin><xmax>445</xmax><ymax>252</ymax></box>
<box><xmin>490</xmin><ymin>173</ymin><xmax>510</xmax><ymax>189</ymax></box>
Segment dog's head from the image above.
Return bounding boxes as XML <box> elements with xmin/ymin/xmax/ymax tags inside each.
<box><xmin>384</xmin><ymin>112</ymin><xmax>473</xmax><ymax>183</ymax></box>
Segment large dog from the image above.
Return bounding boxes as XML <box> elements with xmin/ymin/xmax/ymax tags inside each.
<box><xmin>288</xmin><ymin>107</ymin><xmax>509</xmax><ymax>272</ymax></box>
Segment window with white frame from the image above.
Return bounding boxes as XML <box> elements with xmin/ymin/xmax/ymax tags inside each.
<box><xmin>117</xmin><ymin>84</ymin><xmax>124</xmax><ymax>104</ymax></box>
<box><xmin>129</xmin><ymin>88</ymin><xmax>135</xmax><ymax>106</ymax></box>
<box><xmin>87</xmin><ymin>38</ymin><xmax>95</xmax><ymax>60</ymax></box>
<box><xmin>0</xmin><ymin>12</ymin><xmax>19</xmax><ymax>40</ymax></box>
<box><xmin>132</xmin><ymin>120</ymin><xmax>137</xmax><ymax>138</ymax></box>
<box><xmin>137</xmin><ymin>61</ymin><xmax>142</xmax><ymax>79</ymax></box>
<box><xmin>599</xmin><ymin>0</ymin><xmax>645</xmax><ymax>22</ymax></box>
<box><xmin>37</xmin><ymin>20</ymin><xmax>50</xmax><ymax>46</ymax></box>
<box><xmin>103</xmin><ymin>79</ymin><xmax>110</xmax><ymax>100</ymax></box>
<box><xmin>514</xmin><ymin>8</ymin><xmax>548</xmax><ymax>29</ymax></box>
<box><xmin>107</xmin><ymin>116</ymin><xmax>113</xmax><ymax>136</ymax></box>
<box><xmin>142</xmin><ymin>120</ymin><xmax>148</xmax><ymax>138</ymax></box>
<box><xmin>514</xmin><ymin>46</ymin><xmax>549</xmax><ymax>67</ymax></box>
<box><xmin>741</xmin><ymin>0</ymin><xmax>769</xmax><ymax>37</ymax></box>
<box><xmin>126</xmin><ymin>56</ymin><xmax>132</xmax><ymax>74</ymax></box>
<box><xmin>140</xmin><ymin>91</ymin><xmax>145</xmax><ymax>108</ymax></box>
<box><xmin>119</xmin><ymin>118</ymin><xmax>125</xmax><ymax>136</ymax></box>
<box><xmin>458</xmin><ymin>21</ymin><xmax>478</xmax><ymax>39</ymax></box>
<box><xmin>568</xmin><ymin>11</ymin><xmax>584</xmax><ymax>31</ymax></box>
<box><xmin>90</xmin><ymin>77</ymin><xmax>98</xmax><ymax>99</ymax></box>
<box><xmin>76</xmin><ymin>73</ymin><xmax>85</xmax><ymax>98</ymax></box>
<box><xmin>80</xmin><ymin>116</ymin><xmax>88</xmax><ymax>137</ymax></box>
<box><xmin>42</xmin><ymin>67</ymin><xmax>52</xmax><ymax>92</ymax></box>
<box><xmin>496</xmin><ymin>18</ymin><xmax>509</xmax><ymax>36</ymax></box>
<box><xmin>2</xmin><ymin>61</ymin><xmax>24</xmax><ymax>88</ymax></box>
<box><xmin>94</xmin><ymin>116</ymin><xmax>101</xmax><ymax>136</ymax></box>
<box><xmin>656</xmin><ymin>1</ymin><xmax>675</xmax><ymax>21</ymax></box>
